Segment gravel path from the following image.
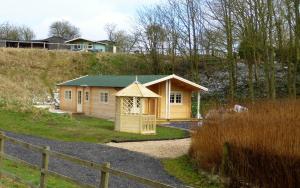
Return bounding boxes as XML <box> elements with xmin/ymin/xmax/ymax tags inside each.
<box><xmin>162</xmin><ymin>121</ymin><xmax>203</xmax><ymax>130</ymax></box>
<box><xmin>3</xmin><ymin>132</ymin><xmax>185</xmax><ymax>188</ymax></box>
<box><xmin>107</xmin><ymin>139</ymin><xmax>191</xmax><ymax>159</ymax></box>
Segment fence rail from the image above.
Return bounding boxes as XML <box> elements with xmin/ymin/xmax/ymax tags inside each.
<box><xmin>0</xmin><ymin>132</ymin><xmax>175</xmax><ymax>188</ymax></box>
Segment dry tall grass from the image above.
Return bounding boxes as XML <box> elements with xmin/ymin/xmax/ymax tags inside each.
<box><xmin>189</xmin><ymin>100</ymin><xmax>300</xmax><ymax>187</ymax></box>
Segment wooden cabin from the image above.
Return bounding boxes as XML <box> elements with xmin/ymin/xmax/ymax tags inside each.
<box><xmin>57</xmin><ymin>74</ymin><xmax>208</xmax><ymax>121</ymax></box>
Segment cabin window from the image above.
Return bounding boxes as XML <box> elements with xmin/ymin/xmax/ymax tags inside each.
<box><xmin>170</xmin><ymin>92</ymin><xmax>182</xmax><ymax>104</ymax></box>
<box><xmin>88</xmin><ymin>43</ymin><xmax>93</xmax><ymax>49</ymax></box>
<box><xmin>64</xmin><ymin>90</ymin><xmax>72</xmax><ymax>100</ymax></box>
<box><xmin>100</xmin><ymin>92</ymin><xmax>109</xmax><ymax>103</ymax></box>
<box><xmin>74</xmin><ymin>44</ymin><xmax>81</xmax><ymax>49</ymax></box>
<box><xmin>85</xmin><ymin>91</ymin><xmax>89</xmax><ymax>101</ymax></box>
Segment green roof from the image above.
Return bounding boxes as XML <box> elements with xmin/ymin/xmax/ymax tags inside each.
<box><xmin>58</xmin><ymin>75</ymin><xmax>169</xmax><ymax>88</ymax></box>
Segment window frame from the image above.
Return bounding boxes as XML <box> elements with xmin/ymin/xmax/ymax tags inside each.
<box><xmin>170</xmin><ymin>91</ymin><xmax>183</xmax><ymax>105</ymax></box>
<box><xmin>85</xmin><ymin>91</ymin><xmax>89</xmax><ymax>101</ymax></box>
<box><xmin>64</xmin><ymin>90</ymin><xmax>72</xmax><ymax>100</ymax></box>
<box><xmin>100</xmin><ymin>91</ymin><xmax>109</xmax><ymax>104</ymax></box>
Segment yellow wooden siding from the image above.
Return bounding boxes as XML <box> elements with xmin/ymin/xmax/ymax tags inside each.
<box><xmin>59</xmin><ymin>86</ymin><xmax>77</xmax><ymax>112</ymax></box>
<box><xmin>59</xmin><ymin>79</ymin><xmax>194</xmax><ymax>120</ymax></box>
<box><xmin>148</xmin><ymin>80</ymin><xmax>192</xmax><ymax>119</ymax></box>
<box><xmin>89</xmin><ymin>87</ymin><xmax>118</xmax><ymax>119</ymax></box>
<box><xmin>83</xmin><ymin>87</ymin><xmax>90</xmax><ymax>115</ymax></box>
<box><xmin>169</xmin><ymin>83</ymin><xmax>192</xmax><ymax>119</ymax></box>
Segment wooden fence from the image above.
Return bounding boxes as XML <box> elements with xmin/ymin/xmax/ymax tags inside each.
<box><xmin>0</xmin><ymin>132</ymin><xmax>175</xmax><ymax>188</ymax></box>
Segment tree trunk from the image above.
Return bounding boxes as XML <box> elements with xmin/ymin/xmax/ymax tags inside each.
<box><xmin>248</xmin><ymin>61</ymin><xmax>254</xmax><ymax>102</ymax></box>
<box><xmin>267</xmin><ymin>0</ymin><xmax>276</xmax><ymax>99</ymax></box>
<box><xmin>225</xmin><ymin>0</ymin><xmax>235</xmax><ymax>101</ymax></box>
<box><xmin>293</xmin><ymin>0</ymin><xmax>300</xmax><ymax>97</ymax></box>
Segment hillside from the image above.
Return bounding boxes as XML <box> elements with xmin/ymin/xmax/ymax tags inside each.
<box><xmin>0</xmin><ymin>48</ymin><xmax>294</xmax><ymax>111</ymax></box>
<box><xmin>0</xmin><ymin>48</ymin><xmax>154</xmax><ymax>110</ymax></box>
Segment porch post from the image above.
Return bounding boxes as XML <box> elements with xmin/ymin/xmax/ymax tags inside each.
<box><xmin>168</xmin><ymin>80</ymin><xmax>171</xmax><ymax>119</ymax></box>
<box><xmin>197</xmin><ymin>91</ymin><xmax>202</xmax><ymax>119</ymax></box>
<box><xmin>165</xmin><ymin>81</ymin><xmax>168</xmax><ymax>119</ymax></box>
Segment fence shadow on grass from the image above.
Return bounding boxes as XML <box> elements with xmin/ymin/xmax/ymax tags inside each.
<box><xmin>0</xmin><ymin>132</ymin><xmax>175</xmax><ymax>188</ymax></box>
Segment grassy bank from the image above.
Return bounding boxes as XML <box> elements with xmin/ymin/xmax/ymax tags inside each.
<box><xmin>0</xmin><ymin>109</ymin><xmax>188</xmax><ymax>143</ymax></box>
<box><xmin>162</xmin><ymin>155</ymin><xmax>221</xmax><ymax>188</ymax></box>
<box><xmin>189</xmin><ymin>100</ymin><xmax>300</xmax><ymax>187</ymax></box>
<box><xmin>0</xmin><ymin>48</ymin><xmax>153</xmax><ymax>110</ymax></box>
<box><xmin>0</xmin><ymin>159</ymin><xmax>79</xmax><ymax>188</ymax></box>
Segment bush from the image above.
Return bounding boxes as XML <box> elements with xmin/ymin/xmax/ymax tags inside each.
<box><xmin>189</xmin><ymin>100</ymin><xmax>300</xmax><ymax>187</ymax></box>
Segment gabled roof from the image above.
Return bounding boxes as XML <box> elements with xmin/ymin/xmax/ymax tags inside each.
<box><xmin>57</xmin><ymin>74</ymin><xmax>208</xmax><ymax>91</ymax></box>
<box><xmin>42</xmin><ymin>36</ymin><xmax>67</xmax><ymax>42</ymax></box>
<box><xmin>97</xmin><ymin>40</ymin><xmax>116</xmax><ymax>44</ymax></box>
<box><xmin>65</xmin><ymin>37</ymin><xmax>107</xmax><ymax>45</ymax></box>
<box><xmin>143</xmin><ymin>74</ymin><xmax>208</xmax><ymax>91</ymax></box>
<box><xmin>116</xmin><ymin>81</ymin><xmax>160</xmax><ymax>98</ymax></box>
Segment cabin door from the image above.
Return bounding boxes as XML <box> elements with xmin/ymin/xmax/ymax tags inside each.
<box><xmin>77</xmin><ymin>89</ymin><xmax>83</xmax><ymax>113</ymax></box>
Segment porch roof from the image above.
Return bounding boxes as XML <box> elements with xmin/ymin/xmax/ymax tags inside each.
<box><xmin>116</xmin><ymin>81</ymin><xmax>160</xmax><ymax>98</ymax></box>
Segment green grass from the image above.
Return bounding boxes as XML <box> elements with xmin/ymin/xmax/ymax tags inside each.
<box><xmin>0</xmin><ymin>159</ymin><xmax>79</xmax><ymax>188</ymax></box>
<box><xmin>162</xmin><ymin>155</ymin><xmax>221</xmax><ymax>188</ymax></box>
<box><xmin>0</xmin><ymin>109</ymin><xmax>188</xmax><ymax>143</ymax></box>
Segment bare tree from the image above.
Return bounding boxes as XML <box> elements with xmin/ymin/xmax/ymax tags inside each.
<box><xmin>104</xmin><ymin>23</ymin><xmax>117</xmax><ymax>41</ymax></box>
<box><xmin>0</xmin><ymin>22</ymin><xmax>35</xmax><ymax>40</ymax></box>
<box><xmin>132</xmin><ymin>0</ymin><xmax>299</xmax><ymax>100</ymax></box>
<box><xmin>206</xmin><ymin>0</ymin><xmax>237</xmax><ymax>101</ymax></box>
<box><xmin>104</xmin><ymin>23</ymin><xmax>138</xmax><ymax>53</ymax></box>
<box><xmin>19</xmin><ymin>26</ymin><xmax>35</xmax><ymax>40</ymax></box>
<box><xmin>49</xmin><ymin>20</ymin><xmax>80</xmax><ymax>40</ymax></box>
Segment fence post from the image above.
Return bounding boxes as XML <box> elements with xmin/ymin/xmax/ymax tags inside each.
<box><xmin>221</xmin><ymin>142</ymin><xmax>231</xmax><ymax>187</ymax></box>
<box><xmin>40</xmin><ymin>146</ymin><xmax>50</xmax><ymax>188</ymax></box>
<box><xmin>221</xmin><ymin>142</ymin><xmax>230</xmax><ymax>176</ymax></box>
<box><xmin>99</xmin><ymin>162</ymin><xmax>110</xmax><ymax>188</ymax></box>
<box><xmin>0</xmin><ymin>132</ymin><xmax>4</xmax><ymax>178</ymax></box>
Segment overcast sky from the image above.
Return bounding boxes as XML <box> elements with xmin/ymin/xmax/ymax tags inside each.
<box><xmin>0</xmin><ymin>0</ymin><xmax>161</xmax><ymax>40</ymax></box>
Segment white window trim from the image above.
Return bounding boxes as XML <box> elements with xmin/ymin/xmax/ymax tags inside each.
<box><xmin>64</xmin><ymin>90</ymin><xmax>72</xmax><ymax>100</ymax></box>
<box><xmin>100</xmin><ymin>91</ymin><xmax>109</xmax><ymax>104</ymax></box>
<box><xmin>170</xmin><ymin>91</ymin><xmax>183</xmax><ymax>105</ymax></box>
<box><xmin>85</xmin><ymin>91</ymin><xmax>89</xmax><ymax>101</ymax></box>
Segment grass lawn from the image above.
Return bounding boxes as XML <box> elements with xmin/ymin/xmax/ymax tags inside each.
<box><xmin>0</xmin><ymin>109</ymin><xmax>188</xmax><ymax>143</ymax></box>
<box><xmin>0</xmin><ymin>159</ymin><xmax>79</xmax><ymax>188</ymax></box>
<box><xmin>162</xmin><ymin>155</ymin><xmax>221</xmax><ymax>188</ymax></box>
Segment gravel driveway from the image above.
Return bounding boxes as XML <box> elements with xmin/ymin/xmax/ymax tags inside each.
<box><xmin>3</xmin><ymin>131</ymin><xmax>185</xmax><ymax>188</ymax></box>
<box><xmin>107</xmin><ymin>138</ymin><xmax>191</xmax><ymax>159</ymax></box>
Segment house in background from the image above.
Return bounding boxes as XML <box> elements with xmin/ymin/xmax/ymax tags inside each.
<box><xmin>57</xmin><ymin>74</ymin><xmax>208</xmax><ymax>122</ymax></box>
<box><xmin>42</xmin><ymin>36</ymin><xmax>69</xmax><ymax>50</ymax></box>
<box><xmin>65</xmin><ymin>38</ymin><xmax>116</xmax><ymax>53</ymax></box>
<box><xmin>0</xmin><ymin>36</ymin><xmax>68</xmax><ymax>50</ymax></box>
<box><xmin>0</xmin><ymin>36</ymin><xmax>116</xmax><ymax>52</ymax></box>
<box><xmin>98</xmin><ymin>40</ymin><xmax>117</xmax><ymax>53</ymax></box>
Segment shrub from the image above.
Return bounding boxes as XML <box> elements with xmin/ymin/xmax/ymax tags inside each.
<box><xmin>189</xmin><ymin>100</ymin><xmax>300</xmax><ymax>187</ymax></box>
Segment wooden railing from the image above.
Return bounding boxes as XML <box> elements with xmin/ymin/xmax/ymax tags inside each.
<box><xmin>141</xmin><ymin>115</ymin><xmax>156</xmax><ymax>134</ymax></box>
<box><xmin>0</xmin><ymin>132</ymin><xmax>175</xmax><ymax>188</ymax></box>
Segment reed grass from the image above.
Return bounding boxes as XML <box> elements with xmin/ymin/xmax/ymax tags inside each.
<box><xmin>189</xmin><ymin>100</ymin><xmax>300</xmax><ymax>187</ymax></box>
